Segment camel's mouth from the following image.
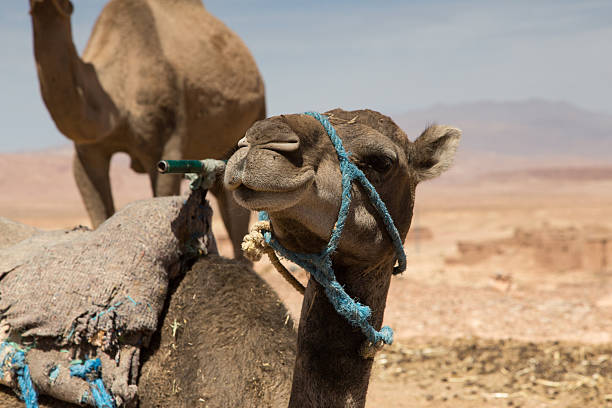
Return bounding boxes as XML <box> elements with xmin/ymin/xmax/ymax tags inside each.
<box><xmin>225</xmin><ymin>146</ymin><xmax>315</xmax><ymax>212</ymax></box>
<box><xmin>232</xmin><ymin>179</ymin><xmax>313</xmax><ymax>212</ymax></box>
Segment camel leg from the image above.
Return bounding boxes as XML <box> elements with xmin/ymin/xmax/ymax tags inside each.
<box><xmin>210</xmin><ymin>102</ymin><xmax>264</xmax><ymax>260</ymax></box>
<box><xmin>152</xmin><ymin>132</ymin><xmax>184</xmax><ymax>197</ymax></box>
<box><xmin>73</xmin><ymin>145</ymin><xmax>114</xmax><ymax>228</ymax></box>
<box><xmin>210</xmin><ymin>180</ymin><xmax>251</xmax><ymax>262</ymax></box>
<box><xmin>150</xmin><ymin>167</ymin><xmax>182</xmax><ymax>197</ymax></box>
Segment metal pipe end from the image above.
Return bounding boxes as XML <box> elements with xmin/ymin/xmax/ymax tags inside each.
<box><xmin>157</xmin><ymin>161</ymin><xmax>169</xmax><ymax>173</ymax></box>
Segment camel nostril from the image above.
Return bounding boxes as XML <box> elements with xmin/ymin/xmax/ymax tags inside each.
<box><xmin>256</xmin><ymin>133</ymin><xmax>300</xmax><ymax>153</ymax></box>
<box><xmin>259</xmin><ymin>140</ymin><xmax>300</xmax><ymax>153</ymax></box>
<box><xmin>242</xmin><ymin>121</ymin><xmax>302</xmax><ymax>153</ymax></box>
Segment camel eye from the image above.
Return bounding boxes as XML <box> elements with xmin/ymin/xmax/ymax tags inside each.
<box><xmin>363</xmin><ymin>154</ymin><xmax>394</xmax><ymax>174</ymax></box>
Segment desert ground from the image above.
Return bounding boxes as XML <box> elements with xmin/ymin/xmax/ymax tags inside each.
<box><xmin>1</xmin><ymin>148</ymin><xmax>612</xmax><ymax>407</ymax></box>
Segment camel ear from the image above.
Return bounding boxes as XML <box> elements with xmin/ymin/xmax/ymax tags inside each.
<box><xmin>412</xmin><ymin>125</ymin><xmax>461</xmax><ymax>182</ymax></box>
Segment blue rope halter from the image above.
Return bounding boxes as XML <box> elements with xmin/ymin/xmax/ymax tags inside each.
<box><xmin>258</xmin><ymin>111</ymin><xmax>407</xmax><ymax>345</ymax></box>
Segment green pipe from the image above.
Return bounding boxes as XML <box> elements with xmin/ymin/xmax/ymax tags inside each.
<box><xmin>157</xmin><ymin>160</ymin><xmax>203</xmax><ymax>174</ymax></box>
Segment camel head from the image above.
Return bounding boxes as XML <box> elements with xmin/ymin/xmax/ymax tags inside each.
<box><xmin>227</xmin><ymin>109</ymin><xmax>460</xmax><ymax>407</ymax></box>
<box><xmin>225</xmin><ymin>109</ymin><xmax>461</xmax><ymax>267</ymax></box>
<box><xmin>29</xmin><ymin>0</ymin><xmax>73</xmax><ymax>17</ymax></box>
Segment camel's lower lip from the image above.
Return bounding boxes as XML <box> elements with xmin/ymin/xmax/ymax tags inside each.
<box><xmin>232</xmin><ymin>181</ymin><xmax>312</xmax><ymax>212</ymax></box>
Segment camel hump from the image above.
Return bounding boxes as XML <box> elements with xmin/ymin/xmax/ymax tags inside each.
<box><xmin>83</xmin><ymin>0</ymin><xmax>263</xmax><ymax>101</ymax></box>
<box><xmin>83</xmin><ymin>0</ymin><xmax>165</xmax><ymax>63</ymax></box>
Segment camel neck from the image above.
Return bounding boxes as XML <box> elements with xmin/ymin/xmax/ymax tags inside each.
<box><xmin>288</xmin><ymin>259</ymin><xmax>394</xmax><ymax>408</ymax></box>
<box><xmin>30</xmin><ymin>2</ymin><xmax>118</xmax><ymax>142</ymax></box>
<box><xmin>31</xmin><ymin>3</ymin><xmax>80</xmax><ymax>100</ymax></box>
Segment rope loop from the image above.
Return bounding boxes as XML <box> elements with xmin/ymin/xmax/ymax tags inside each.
<box><xmin>242</xmin><ymin>221</ymin><xmax>306</xmax><ymax>294</ymax></box>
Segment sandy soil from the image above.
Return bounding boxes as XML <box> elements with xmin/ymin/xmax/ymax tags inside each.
<box><xmin>1</xmin><ymin>150</ymin><xmax>612</xmax><ymax>407</ymax></box>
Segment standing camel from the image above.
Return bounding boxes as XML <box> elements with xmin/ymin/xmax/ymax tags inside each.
<box><xmin>29</xmin><ymin>0</ymin><xmax>265</xmax><ymax>258</ymax></box>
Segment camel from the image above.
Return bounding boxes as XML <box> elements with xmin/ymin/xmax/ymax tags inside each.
<box><xmin>0</xmin><ymin>108</ymin><xmax>459</xmax><ymax>407</ymax></box>
<box><xmin>29</xmin><ymin>0</ymin><xmax>265</xmax><ymax>258</ymax></box>
<box><xmin>224</xmin><ymin>109</ymin><xmax>460</xmax><ymax>407</ymax></box>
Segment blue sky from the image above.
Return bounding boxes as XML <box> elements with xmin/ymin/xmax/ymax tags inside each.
<box><xmin>1</xmin><ymin>0</ymin><xmax>611</xmax><ymax>151</ymax></box>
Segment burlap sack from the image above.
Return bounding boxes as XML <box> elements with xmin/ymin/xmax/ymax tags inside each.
<box><xmin>0</xmin><ymin>189</ymin><xmax>216</xmax><ymax>406</ymax></box>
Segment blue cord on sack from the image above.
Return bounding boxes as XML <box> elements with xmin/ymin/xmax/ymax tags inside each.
<box><xmin>258</xmin><ymin>111</ymin><xmax>407</xmax><ymax>345</ymax></box>
<box><xmin>10</xmin><ymin>351</ymin><xmax>39</xmax><ymax>408</ymax></box>
<box><xmin>70</xmin><ymin>358</ymin><xmax>115</xmax><ymax>408</ymax></box>
<box><xmin>0</xmin><ymin>342</ymin><xmax>39</xmax><ymax>408</ymax></box>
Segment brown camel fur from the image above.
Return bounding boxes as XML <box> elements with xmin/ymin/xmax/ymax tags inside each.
<box><xmin>29</xmin><ymin>0</ymin><xmax>265</xmax><ymax>258</ymax></box>
<box><xmin>225</xmin><ymin>109</ymin><xmax>460</xmax><ymax>407</ymax></box>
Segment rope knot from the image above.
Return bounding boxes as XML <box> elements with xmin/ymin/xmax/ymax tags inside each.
<box><xmin>241</xmin><ymin>221</ymin><xmax>271</xmax><ymax>262</ymax></box>
<box><xmin>242</xmin><ymin>218</ymin><xmax>306</xmax><ymax>294</ymax></box>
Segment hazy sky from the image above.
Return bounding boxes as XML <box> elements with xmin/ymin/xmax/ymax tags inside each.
<box><xmin>1</xmin><ymin>0</ymin><xmax>610</xmax><ymax>152</ymax></box>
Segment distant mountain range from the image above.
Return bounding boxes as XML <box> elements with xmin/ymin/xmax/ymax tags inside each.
<box><xmin>394</xmin><ymin>99</ymin><xmax>612</xmax><ymax>159</ymax></box>
<box><xmin>3</xmin><ymin>100</ymin><xmax>610</xmax><ymax>195</ymax></box>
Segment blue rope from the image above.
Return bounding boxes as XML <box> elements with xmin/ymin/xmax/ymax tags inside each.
<box><xmin>11</xmin><ymin>351</ymin><xmax>39</xmax><ymax>408</ymax></box>
<box><xmin>70</xmin><ymin>358</ymin><xmax>116</xmax><ymax>408</ymax></box>
<box><xmin>258</xmin><ymin>111</ymin><xmax>407</xmax><ymax>345</ymax></box>
<box><xmin>0</xmin><ymin>342</ymin><xmax>39</xmax><ymax>408</ymax></box>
